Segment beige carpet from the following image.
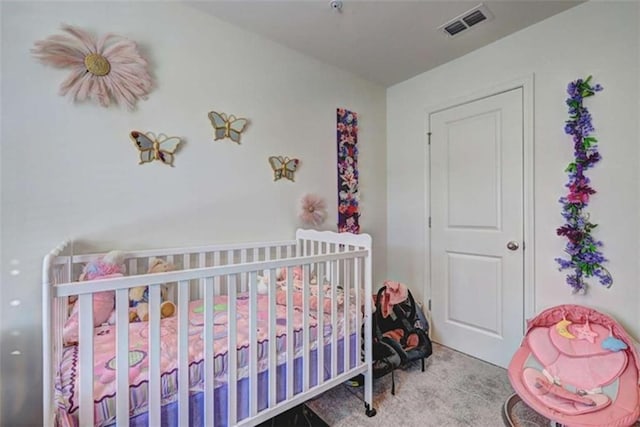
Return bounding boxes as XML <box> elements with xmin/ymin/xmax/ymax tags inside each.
<box><xmin>307</xmin><ymin>342</ymin><xmax>640</xmax><ymax>426</ymax></box>
<box><xmin>307</xmin><ymin>343</ymin><xmax>516</xmax><ymax>426</ymax></box>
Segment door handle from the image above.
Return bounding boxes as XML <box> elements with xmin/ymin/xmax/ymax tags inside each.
<box><xmin>507</xmin><ymin>241</ymin><xmax>519</xmax><ymax>251</ymax></box>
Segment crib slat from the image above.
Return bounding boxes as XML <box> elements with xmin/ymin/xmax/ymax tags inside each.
<box><xmin>214</xmin><ymin>252</ymin><xmax>221</xmax><ymax>295</ymax></box>
<box><xmin>78</xmin><ymin>294</ymin><xmax>94</xmax><ymax>427</ymax></box>
<box><xmin>355</xmin><ymin>257</ymin><xmax>362</xmax><ymax>369</ymax></box>
<box><xmin>149</xmin><ymin>285</ymin><xmax>162</xmax><ymax>426</ymax></box>
<box><xmin>183</xmin><ymin>253</ymin><xmax>190</xmax><ymax>269</ymax></box>
<box><xmin>276</xmin><ymin>245</ymin><xmax>282</xmax><ymax>260</ymax></box>
<box><xmin>129</xmin><ymin>258</ymin><xmax>138</xmax><ymax>275</ymax></box>
<box><xmin>240</xmin><ymin>250</ymin><xmax>247</xmax><ymax>292</ymax></box>
<box><xmin>249</xmin><ymin>271</ymin><xmax>258</xmax><ymax>416</ymax></box>
<box><xmin>204</xmin><ymin>277</ymin><xmax>215</xmax><ymax>426</ymax></box>
<box><xmin>199</xmin><ymin>253</ymin><xmax>206</xmax><ymax>298</ymax></box>
<box><xmin>268</xmin><ymin>268</ymin><xmax>277</xmax><ymax>408</ymax></box>
<box><xmin>178</xmin><ymin>280</ymin><xmax>190</xmax><ymax>426</ymax></box>
<box><xmin>302</xmin><ymin>264</ymin><xmax>310</xmax><ymax>392</ymax></box>
<box><xmin>228</xmin><ymin>275</ymin><xmax>238</xmax><ymax>426</ymax></box>
<box><xmin>166</xmin><ymin>255</ymin><xmax>176</xmax><ymax>303</ymax></box>
<box><xmin>286</xmin><ymin>267</ymin><xmax>294</xmax><ymax>399</ymax></box>
<box><xmin>252</xmin><ymin>247</ymin><xmax>259</xmax><ymax>263</ymax></box>
<box><xmin>183</xmin><ymin>253</ymin><xmax>192</xmax><ymax>297</ymax></box>
<box><xmin>115</xmin><ymin>289</ymin><xmax>130</xmax><ymax>426</ymax></box>
<box><xmin>344</xmin><ymin>257</ymin><xmax>351</xmax><ymax>370</ymax></box>
<box><xmin>56</xmin><ymin>290</ymin><xmax>66</xmax><ymax>401</ymax></box>
<box><xmin>317</xmin><ymin>262</ymin><xmax>325</xmax><ymax>385</ymax></box>
<box><xmin>331</xmin><ymin>259</ymin><xmax>338</xmax><ymax>377</ymax></box>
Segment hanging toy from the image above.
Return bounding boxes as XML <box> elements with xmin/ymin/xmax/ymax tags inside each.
<box><xmin>602</xmin><ymin>326</ymin><xmax>628</xmax><ymax>352</ymax></box>
<box><xmin>554</xmin><ymin>316</ymin><xmax>576</xmax><ymax>339</ymax></box>
<box><xmin>573</xmin><ymin>319</ymin><xmax>598</xmax><ymax>343</ymax></box>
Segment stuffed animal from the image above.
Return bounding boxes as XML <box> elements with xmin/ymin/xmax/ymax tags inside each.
<box><xmin>63</xmin><ymin>250</ymin><xmax>126</xmax><ymax>345</ymax></box>
<box><xmin>256</xmin><ymin>267</ymin><xmax>292</xmax><ymax>294</ymax></box>
<box><xmin>257</xmin><ymin>266</ymin><xmax>314</xmax><ymax>294</ymax></box>
<box><xmin>128</xmin><ymin>257</ymin><xmax>177</xmax><ymax>322</ymax></box>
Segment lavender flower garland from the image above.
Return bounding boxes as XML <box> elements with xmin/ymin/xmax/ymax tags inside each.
<box><xmin>555</xmin><ymin>76</ymin><xmax>612</xmax><ymax>293</ymax></box>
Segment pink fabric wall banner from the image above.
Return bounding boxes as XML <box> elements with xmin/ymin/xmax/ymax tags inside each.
<box><xmin>336</xmin><ymin>108</ymin><xmax>359</xmax><ymax>234</ymax></box>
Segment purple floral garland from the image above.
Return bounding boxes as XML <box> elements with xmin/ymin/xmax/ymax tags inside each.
<box><xmin>555</xmin><ymin>76</ymin><xmax>611</xmax><ymax>293</ymax></box>
<box><xmin>337</xmin><ymin>108</ymin><xmax>360</xmax><ymax>234</ymax></box>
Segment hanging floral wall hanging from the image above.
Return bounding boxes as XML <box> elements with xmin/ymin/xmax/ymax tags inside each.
<box><xmin>555</xmin><ymin>76</ymin><xmax>612</xmax><ymax>293</ymax></box>
<box><xmin>32</xmin><ymin>25</ymin><xmax>152</xmax><ymax>110</ymax></box>
<box><xmin>299</xmin><ymin>194</ymin><xmax>328</xmax><ymax>227</ymax></box>
<box><xmin>337</xmin><ymin>108</ymin><xmax>359</xmax><ymax>234</ymax></box>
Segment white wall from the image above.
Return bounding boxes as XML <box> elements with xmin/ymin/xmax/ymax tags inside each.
<box><xmin>0</xmin><ymin>2</ymin><xmax>386</xmax><ymax>424</ymax></box>
<box><xmin>387</xmin><ymin>2</ymin><xmax>639</xmax><ymax>338</ymax></box>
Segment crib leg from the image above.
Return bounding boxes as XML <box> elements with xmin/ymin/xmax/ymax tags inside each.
<box><xmin>391</xmin><ymin>370</ymin><xmax>396</xmax><ymax>395</ymax></box>
<box><xmin>421</xmin><ymin>357</ymin><xmax>425</xmax><ymax>372</ymax></box>
<box><xmin>365</xmin><ymin>403</ymin><xmax>377</xmax><ymax>417</ymax></box>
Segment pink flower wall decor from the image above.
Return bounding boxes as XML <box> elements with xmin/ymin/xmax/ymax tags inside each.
<box><xmin>299</xmin><ymin>194</ymin><xmax>328</xmax><ymax>227</ymax></box>
<box><xmin>32</xmin><ymin>25</ymin><xmax>153</xmax><ymax>110</ymax></box>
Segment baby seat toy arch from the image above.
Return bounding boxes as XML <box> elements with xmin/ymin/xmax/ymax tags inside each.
<box><xmin>503</xmin><ymin>304</ymin><xmax>640</xmax><ymax>427</ymax></box>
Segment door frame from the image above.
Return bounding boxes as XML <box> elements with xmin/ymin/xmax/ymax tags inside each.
<box><xmin>423</xmin><ymin>74</ymin><xmax>535</xmax><ymax>334</ymax></box>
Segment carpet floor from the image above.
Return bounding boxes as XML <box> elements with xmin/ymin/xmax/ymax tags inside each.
<box><xmin>306</xmin><ymin>343</ymin><xmax>516</xmax><ymax>426</ymax></box>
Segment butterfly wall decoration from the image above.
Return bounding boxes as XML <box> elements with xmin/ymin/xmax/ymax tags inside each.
<box><xmin>208</xmin><ymin>111</ymin><xmax>249</xmax><ymax>144</ymax></box>
<box><xmin>130</xmin><ymin>131</ymin><xmax>182</xmax><ymax>167</ymax></box>
<box><xmin>268</xmin><ymin>156</ymin><xmax>299</xmax><ymax>182</ymax></box>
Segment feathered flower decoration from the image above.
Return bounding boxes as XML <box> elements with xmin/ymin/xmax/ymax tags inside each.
<box><xmin>32</xmin><ymin>25</ymin><xmax>152</xmax><ymax>110</ymax></box>
<box><xmin>299</xmin><ymin>194</ymin><xmax>328</xmax><ymax>227</ymax></box>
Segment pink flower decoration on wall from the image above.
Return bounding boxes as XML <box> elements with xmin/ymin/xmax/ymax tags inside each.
<box><xmin>299</xmin><ymin>194</ymin><xmax>328</xmax><ymax>227</ymax></box>
<box><xmin>32</xmin><ymin>25</ymin><xmax>153</xmax><ymax>110</ymax></box>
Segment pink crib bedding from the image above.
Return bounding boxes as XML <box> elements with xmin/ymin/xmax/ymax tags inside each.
<box><xmin>55</xmin><ymin>293</ymin><xmax>357</xmax><ymax>425</ymax></box>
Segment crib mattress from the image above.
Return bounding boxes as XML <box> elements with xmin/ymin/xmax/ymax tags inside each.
<box><xmin>55</xmin><ymin>294</ymin><xmax>357</xmax><ymax>426</ymax></box>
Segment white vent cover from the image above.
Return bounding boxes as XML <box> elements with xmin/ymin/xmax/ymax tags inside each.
<box><xmin>439</xmin><ymin>3</ymin><xmax>494</xmax><ymax>37</ymax></box>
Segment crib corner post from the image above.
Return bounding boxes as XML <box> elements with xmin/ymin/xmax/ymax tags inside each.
<box><xmin>42</xmin><ymin>262</ymin><xmax>52</xmax><ymax>427</ymax></box>
<box><xmin>363</xmin><ymin>240</ymin><xmax>375</xmax><ymax>417</ymax></box>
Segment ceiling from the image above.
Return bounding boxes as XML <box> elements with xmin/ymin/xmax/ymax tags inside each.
<box><xmin>186</xmin><ymin>1</ymin><xmax>583</xmax><ymax>87</ymax></box>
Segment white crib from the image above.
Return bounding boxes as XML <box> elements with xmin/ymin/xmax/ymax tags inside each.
<box><xmin>42</xmin><ymin>229</ymin><xmax>375</xmax><ymax>426</ymax></box>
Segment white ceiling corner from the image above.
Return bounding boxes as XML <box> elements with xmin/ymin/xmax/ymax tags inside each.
<box><xmin>185</xmin><ymin>1</ymin><xmax>584</xmax><ymax>87</ymax></box>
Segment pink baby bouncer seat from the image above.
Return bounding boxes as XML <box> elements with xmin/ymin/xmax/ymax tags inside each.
<box><xmin>504</xmin><ymin>305</ymin><xmax>640</xmax><ymax>427</ymax></box>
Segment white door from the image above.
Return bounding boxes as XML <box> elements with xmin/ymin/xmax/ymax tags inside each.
<box><xmin>429</xmin><ymin>88</ymin><xmax>524</xmax><ymax>368</ymax></box>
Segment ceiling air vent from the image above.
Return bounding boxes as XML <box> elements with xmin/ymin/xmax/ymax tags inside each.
<box><xmin>463</xmin><ymin>10</ymin><xmax>487</xmax><ymax>27</ymax></box>
<box><xmin>439</xmin><ymin>3</ymin><xmax>494</xmax><ymax>38</ymax></box>
<box><xmin>444</xmin><ymin>21</ymin><xmax>467</xmax><ymax>37</ymax></box>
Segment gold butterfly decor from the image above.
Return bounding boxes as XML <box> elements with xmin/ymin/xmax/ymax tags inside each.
<box><xmin>130</xmin><ymin>131</ymin><xmax>182</xmax><ymax>167</ymax></box>
<box><xmin>268</xmin><ymin>156</ymin><xmax>299</xmax><ymax>182</ymax></box>
<box><xmin>208</xmin><ymin>111</ymin><xmax>249</xmax><ymax>144</ymax></box>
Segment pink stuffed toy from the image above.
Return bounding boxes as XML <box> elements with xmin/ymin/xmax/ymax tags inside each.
<box><xmin>380</xmin><ymin>281</ymin><xmax>409</xmax><ymax>318</ymax></box>
<box><xmin>62</xmin><ymin>250</ymin><xmax>126</xmax><ymax>345</ymax></box>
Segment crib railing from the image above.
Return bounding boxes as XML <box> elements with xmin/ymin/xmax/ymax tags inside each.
<box><xmin>51</xmin><ymin>239</ymin><xmax>298</xmax><ymax>298</ymax></box>
<box><xmin>43</xmin><ymin>230</ymin><xmax>373</xmax><ymax>427</ymax></box>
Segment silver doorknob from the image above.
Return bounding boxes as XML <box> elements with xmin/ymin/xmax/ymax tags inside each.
<box><xmin>507</xmin><ymin>241</ymin><xmax>519</xmax><ymax>251</ymax></box>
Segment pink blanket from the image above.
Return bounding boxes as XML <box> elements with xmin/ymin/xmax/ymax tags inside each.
<box><xmin>55</xmin><ymin>293</ymin><xmax>356</xmax><ymax>425</ymax></box>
